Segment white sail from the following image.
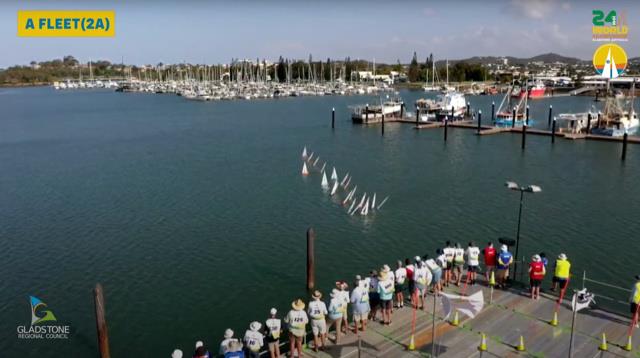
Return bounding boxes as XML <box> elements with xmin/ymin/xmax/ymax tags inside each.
<box><xmin>602</xmin><ymin>48</ymin><xmax>619</xmax><ymax>79</ymax></box>
<box><xmin>342</xmin><ymin>186</ymin><xmax>357</xmax><ymax>205</ymax></box>
<box><xmin>377</xmin><ymin>196</ymin><xmax>389</xmax><ymax>210</ymax></box>
<box><xmin>331</xmin><ymin>167</ymin><xmax>338</xmax><ymax>181</ymax></box>
<box><xmin>330</xmin><ymin>181</ymin><xmax>338</xmax><ymax>196</ymax></box>
<box><xmin>348</xmin><ymin>198</ymin><xmax>357</xmax><ymax>212</ymax></box>
<box><xmin>361</xmin><ymin>198</ymin><xmax>370</xmax><ymax>215</ymax></box>
<box><xmin>371</xmin><ymin>193</ymin><xmax>377</xmax><ymax>210</ymax></box>
<box><xmin>321</xmin><ymin>172</ymin><xmax>329</xmax><ymax>189</ymax></box>
<box><xmin>319</xmin><ymin>162</ymin><xmax>326</xmax><ymax>173</ymax></box>
<box><xmin>302</xmin><ymin>146</ymin><xmax>308</xmax><ymax>159</ymax></box>
<box><xmin>313</xmin><ymin>157</ymin><xmax>320</xmax><ymax>166</ymax></box>
<box><xmin>302</xmin><ymin>162</ymin><xmax>309</xmax><ymax>176</ymax></box>
<box><xmin>308</xmin><ymin>152</ymin><xmax>314</xmax><ymax>162</ymax></box>
<box><xmin>340</xmin><ymin>173</ymin><xmax>350</xmax><ymax>186</ymax></box>
<box><xmin>343</xmin><ymin>177</ymin><xmax>351</xmax><ymax>190</ymax></box>
<box><xmin>351</xmin><ymin>194</ymin><xmax>365</xmax><ymax>216</ymax></box>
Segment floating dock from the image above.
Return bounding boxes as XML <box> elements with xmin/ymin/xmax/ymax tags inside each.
<box><xmin>304</xmin><ymin>279</ymin><xmax>638</xmax><ymax>357</ymax></box>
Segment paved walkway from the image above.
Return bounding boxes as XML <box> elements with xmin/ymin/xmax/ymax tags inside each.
<box><xmin>303</xmin><ymin>279</ymin><xmax>639</xmax><ymax>357</ymax></box>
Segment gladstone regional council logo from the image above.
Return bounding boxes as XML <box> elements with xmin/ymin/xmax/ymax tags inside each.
<box><xmin>593</xmin><ymin>43</ymin><xmax>627</xmax><ymax>79</ymax></box>
<box><xmin>17</xmin><ymin>296</ymin><xmax>70</xmax><ymax>339</ymax></box>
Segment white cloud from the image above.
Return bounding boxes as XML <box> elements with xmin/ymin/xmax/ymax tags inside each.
<box><xmin>508</xmin><ymin>0</ymin><xmax>555</xmax><ymax>20</ymax></box>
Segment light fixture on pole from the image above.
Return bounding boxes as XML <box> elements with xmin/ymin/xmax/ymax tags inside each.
<box><xmin>505</xmin><ymin>181</ymin><xmax>542</xmax><ymax>280</ymax></box>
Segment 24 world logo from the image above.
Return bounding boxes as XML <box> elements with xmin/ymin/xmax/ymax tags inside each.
<box><xmin>592</xmin><ymin>10</ymin><xmax>628</xmax><ymax>41</ymax></box>
<box><xmin>16</xmin><ymin>296</ymin><xmax>70</xmax><ymax>339</ymax></box>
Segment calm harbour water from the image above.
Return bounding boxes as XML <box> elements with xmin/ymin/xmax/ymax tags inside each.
<box><xmin>0</xmin><ymin>87</ymin><xmax>638</xmax><ymax>357</ymax></box>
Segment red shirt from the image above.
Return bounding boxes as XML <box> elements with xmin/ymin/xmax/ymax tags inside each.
<box><xmin>406</xmin><ymin>265</ymin><xmax>414</xmax><ymax>280</ymax></box>
<box><xmin>483</xmin><ymin>246</ymin><xmax>496</xmax><ymax>266</ymax></box>
<box><xmin>530</xmin><ymin>261</ymin><xmax>545</xmax><ymax>280</ymax></box>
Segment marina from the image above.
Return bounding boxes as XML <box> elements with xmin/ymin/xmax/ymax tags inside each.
<box><xmin>0</xmin><ymin>86</ymin><xmax>638</xmax><ymax>357</ymax></box>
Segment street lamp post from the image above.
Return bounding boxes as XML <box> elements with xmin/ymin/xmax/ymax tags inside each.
<box><xmin>505</xmin><ymin>181</ymin><xmax>542</xmax><ymax>281</ymax></box>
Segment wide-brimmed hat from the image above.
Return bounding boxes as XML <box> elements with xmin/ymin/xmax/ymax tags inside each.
<box><xmin>382</xmin><ymin>264</ymin><xmax>391</xmax><ymax>273</ymax></box>
<box><xmin>171</xmin><ymin>349</ymin><xmax>183</xmax><ymax>358</ymax></box>
<box><xmin>312</xmin><ymin>290</ymin><xmax>322</xmax><ymax>299</ymax></box>
<box><xmin>378</xmin><ymin>270</ymin><xmax>388</xmax><ymax>280</ymax></box>
<box><xmin>355</xmin><ymin>274</ymin><xmax>362</xmax><ymax>281</ymax></box>
<box><xmin>558</xmin><ymin>253</ymin><xmax>567</xmax><ymax>260</ymax></box>
<box><xmin>415</xmin><ymin>255</ymin><xmax>422</xmax><ymax>262</ymax></box>
<box><xmin>292</xmin><ymin>299</ymin><xmax>305</xmax><ymax>310</ymax></box>
<box><xmin>224</xmin><ymin>329</ymin><xmax>233</xmax><ymax>339</ymax></box>
<box><xmin>250</xmin><ymin>321</ymin><xmax>262</xmax><ymax>331</ymax></box>
<box><xmin>270</xmin><ymin>308</ymin><xmax>277</xmax><ymax>315</ymax></box>
<box><xmin>501</xmin><ymin>245</ymin><xmax>508</xmax><ymax>252</ymax></box>
<box><xmin>532</xmin><ymin>254</ymin><xmax>541</xmax><ymax>262</ymax></box>
<box><xmin>195</xmin><ymin>341</ymin><xmax>203</xmax><ymax>348</ymax></box>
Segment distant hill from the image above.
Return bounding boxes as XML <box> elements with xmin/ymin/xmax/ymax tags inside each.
<box><xmin>436</xmin><ymin>53</ymin><xmax>584</xmax><ymax>66</ymax></box>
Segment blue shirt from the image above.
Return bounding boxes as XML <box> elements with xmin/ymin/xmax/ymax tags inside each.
<box><xmin>497</xmin><ymin>251</ymin><xmax>512</xmax><ymax>269</ymax></box>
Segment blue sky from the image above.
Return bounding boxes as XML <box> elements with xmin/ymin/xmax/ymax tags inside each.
<box><xmin>0</xmin><ymin>0</ymin><xmax>638</xmax><ymax>67</ymax></box>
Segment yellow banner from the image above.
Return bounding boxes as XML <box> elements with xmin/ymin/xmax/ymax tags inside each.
<box><xmin>17</xmin><ymin>10</ymin><xmax>115</xmax><ymax>37</ymax></box>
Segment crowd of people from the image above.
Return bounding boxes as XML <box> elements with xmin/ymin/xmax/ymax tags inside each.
<box><xmin>171</xmin><ymin>241</ymin><xmax>578</xmax><ymax>358</ymax></box>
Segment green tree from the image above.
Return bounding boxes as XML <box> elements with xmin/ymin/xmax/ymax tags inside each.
<box><xmin>408</xmin><ymin>51</ymin><xmax>419</xmax><ymax>82</ymax></box>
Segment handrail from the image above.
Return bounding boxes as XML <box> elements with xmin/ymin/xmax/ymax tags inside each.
<box><xmin>581</xmin><ymin>270</ymin><xmax>631</xmax><ymax>293</ymax></box>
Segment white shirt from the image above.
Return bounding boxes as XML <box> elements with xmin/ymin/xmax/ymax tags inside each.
<box><xmin>285</xmin><ymin>310</ymin><xmax>309</xmax><ymax>330</ymax></box>
<box><xmin>244</xmin><ymin>330</ymin><xmax>264</xmax><ymax>352</ymax></box>
<box><xmin>329</xmin><ymin>297</ymin><xmax>345</xmax><ymax>317</ymax></box>
<box><xmin>362</xmin><ymin>277</ymin><xmax>371</xmax><ymax>291</ymax></box>
<box><xmin>425</xmin><ymin>258</ymin><xmax>439</xmax><ymax>272</ymax></box>
<box><xmin>454</xmin><ymin>248</ymin><xmax>465</xmax><ymax>263</ymax></box>
<box><xmin>414</xmin><ymin>266</ymin><xmax>427</xmax><ymax>285</ymax></box>
<box><xmin>387</xmin><ymin>270</ymin><xmax>395</xmax><ymax>282</ymax></box>
<box><xmin>265</xmin><ymin>318</ymin><xmax>281</xmax><ymax>340</ymax></box>
<box><xmin>437</xmin><ymin>254</ymin><xmax>447</xmax><ymax>269</ymax></box>
<box><xmin>466</xmin><ymin>247</ymin><xmax>480</xmax><ymax>266</ymax></box>
<box><xmin>444</xmin><ymin>247</ymin><xmax>454</xmax><ymax>262</ymax></box>
<box><xmin>395</xmin><ymin>267</ymin><xmax>407</xmax><ymax>284</ymax></box>
<box><xmin>308</xmin><ymin>300</ymin><xmax>328</xmax><ymax>320</ymax></box>
<box><xmin>369</xmin><ymin>277</ymin><xmax>379</xmax><ymax>292</ymax></box>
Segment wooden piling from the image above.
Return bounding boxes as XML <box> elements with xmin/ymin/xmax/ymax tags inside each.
<box><xmin>466</xmin><ymin>103</ymin><xmax>470</xmax><ymax>117</ymax></box>
<box><xmin>400</xmin><ymin>102</ymin><xmax>405</xmax><ymax>118</ymax></box>
<box><xmin>548</xmin><ymin>105</ymin><xmax>553</xmax><ymax>128</ymax></box>
<box><xmin>622</xmin><ymin>132</ymin><xmax>628</xmax><ymax>161</ymax></box>
<box><xmin>307</xmin><ymin>228</ymin><xmax>315</xmax><ymax>290</ymax></box>
<box><xmin>597</xmin><ymin>112</ymin><xmax>601</xmax><ymax>127</ymax></box>
<box><xmin>491</xmin><ymin>102</ymin><xmax>495</xmax><ymax>123</ymax></box>
<box><xmin>381</xmin><ymin>113</ymin><xmax>385</xmax><ymax>136</ymax></box>
<box><xmin>512</xmin><ymin>107</ymin><xmax>516</xmax><ymax>128</ymax></box>
<box><xmin>586</xmin><ymin>113</ymin><xmax>592</xmax><ymax>134</ymax></box>
<box><xmin>551</xmin><ymin>117</ymin><xmax>557</xmax><ymax>143</ymax></box>
<box><xmin>365</xmin><ymin>104</ymin><xmax>369</xmax><ymax>124</ymax></box>
<box><xmin>93</xmin><ymin>284</ymin><xmax>111</xmax><ymax>358</ymax></box>
<box><xmin>477</xmin><ymin>110</ymin><xmax>482</xmax><ymax>134</ymax></box>
<box><xmin>444</xmin><ymin>117</ymin><xmax>448</xmax><ymax>142</ymax></box>
<box><xmin>415</xmin><ymin>106</ymin><xmax>419</xmax><ymax>127</ymax></box>
<box><xmin>522</xmin><ymin>124</ymin><xmax>527</xmax><ymax>150</ymax></box>
<box><xmin>332</xmin><ymin>108</ymin><xmax>335</xmax><ymax>129</ymax></box>
<box><xmin>525</xmin><ymin>105</ymin><xmax>530</xmax><ymax>126</ymax></box>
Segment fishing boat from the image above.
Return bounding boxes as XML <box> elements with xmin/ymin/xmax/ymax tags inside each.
<box><xmin>436</xmin><ymin>91</ymin><xmax>467</xmax><ymax>120</ymax></box>
<box><xmin>591</xmin><ymin>81</ymin><xmax>639</xmax><ymax>136</ymax></box>
<box><xmin>351</xmin><ymin>96</ymin><xmax>403</xmax><ymax>124</ymax></box>
<box><xmin>494</xmin><ymin>81</ymin><xmax>527</xmax><ymax>127</ymax></box>
<box><xmin>512</xmin><ymin>80</ymin><xmax>546</xmax><ymax>99</ymax></box>
<box><xmin>557</xmin><ymin>110</ymin><xmax>598</xmax><ymax>134</ymax></box>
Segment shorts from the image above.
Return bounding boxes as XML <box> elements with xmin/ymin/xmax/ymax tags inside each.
<box><xmin>553</xmin><ymin>276</ymin><xmax>568</xmax><ymax>287</ymax></box>
<box><xmin>407</xmin><ymin>280</ymin><xmax>415</xmax><ymax>294</ymax></box>
<box><xmin>454</xmin><ymin>262</ymin><xmax>464</xmax><ymax>269</ymax></box>
<box><xmin>268</xmin><ymin>340</ymin><xmax>279</xmax><ymax>350</ymax></box>
<box><xmin>380</xmin><ymin>299</ymin><xmax>392</xmax><ymax>310</ymax></box>
<box><xmin>467</xmin><ymin>265</ymin><xmax>478</xmax><ymax>272</ymax></box>
<box><xmin>395</xmin><ymin>282</ymin><xmax>405</xmax><ymax>292</ymax></box>
<box><xmin>353</xmin><ymin>312</ymin><xmax>368</xmax><ymax>322</ymax></box>
<box><xmin>631</xmin><ymin>303</ymin><xmax>638</xmax><ymax>315</ymax></box>
<box><xmin>311</xmin><ymin>319</ymin><xmax>327</xmax><ymax>336</ymax></box>
<box><xmin>432</xmin><ymin>269</ymin><xmax>442</xmax><ymax>283</ymax></box>
<box><xmin>530</xmin><ymin>278</ymin><xmax>542</xmax><ymax>287</ymax></box>
<box><xmin>497</xmin><ymin>268</ymin><xmax>509</xmax><ymax>278</ymax></box>
<box><xmin>369</xmin><ymin>292</ymin><xmax>380</xmax><ymax>308</ymax></box>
